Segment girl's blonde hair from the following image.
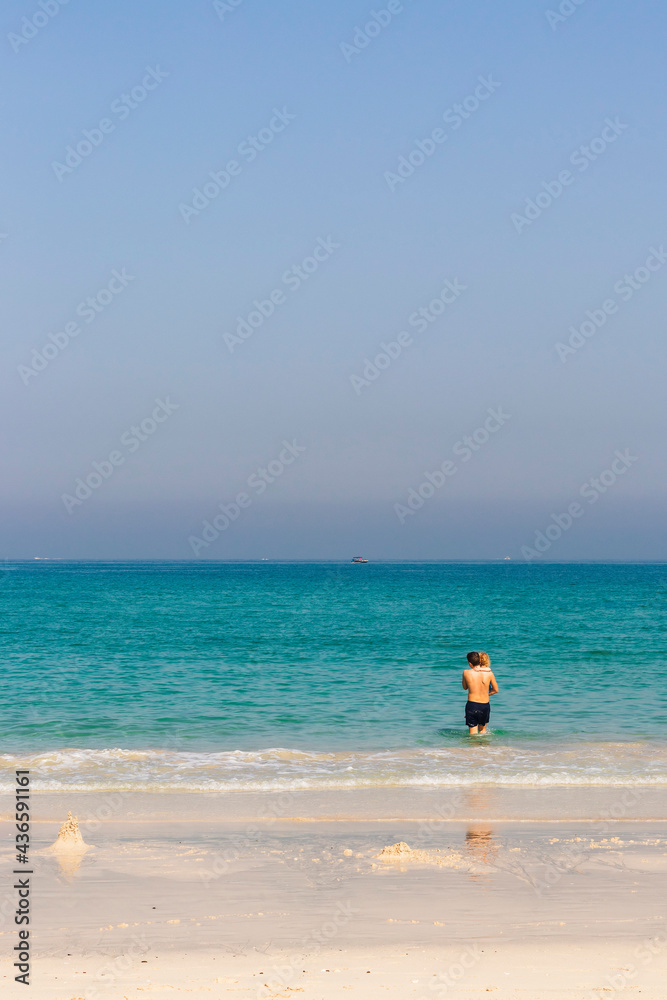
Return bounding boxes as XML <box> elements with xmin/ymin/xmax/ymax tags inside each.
<box><xmin>479</xmin><ymin>652</ymin><xmax>490</xmax><ymax>667</ymax></box>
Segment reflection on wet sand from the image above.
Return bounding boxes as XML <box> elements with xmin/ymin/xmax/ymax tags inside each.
<box><xmin>464</xmin><ymin>826</ymin><xmax>498</xmax><ymax>888</ymax></box>
<box><xmin>54</xmin><ymin>852</ymin><xmax>85</xmax><ymax>880</ymax></box>
<box><xmin>461</xmin><ymin>786</ymin><xmax>500</xmax><ymax>818</ymax></box>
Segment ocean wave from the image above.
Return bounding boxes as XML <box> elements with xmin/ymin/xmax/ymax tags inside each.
<box><xmin>0</xmin><ymin>743</ymin><xmax>665</xmax><ymax>791</ymax></box>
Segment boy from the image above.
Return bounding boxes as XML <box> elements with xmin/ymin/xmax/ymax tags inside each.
<box><xmin>462</xmin><ymin>651</ymin><xmax>499</xmax><ymax>735</ymax></box>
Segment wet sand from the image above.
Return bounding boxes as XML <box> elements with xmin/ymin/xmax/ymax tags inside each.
<box><xmin>1</xmin><ymin>789</ymin><xmax>666</xmax><ymax>997</ymax></box>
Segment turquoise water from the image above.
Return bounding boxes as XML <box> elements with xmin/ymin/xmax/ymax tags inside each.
<box><xmin>2</xmin><ymin>561</ymin><xmax>666</xmax><ymax>790</ymax></box>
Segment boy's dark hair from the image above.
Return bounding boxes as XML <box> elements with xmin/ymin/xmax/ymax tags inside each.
<box><xmin>466</xmin><ymin>651</ymin><xmax>480</xmax><ymax>666</ymax></box>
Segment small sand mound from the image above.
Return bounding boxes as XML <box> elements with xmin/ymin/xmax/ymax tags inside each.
<box><xmin>377</xmin><ymin>841</ymin><xmax>412</xmax><ymax>858</ymax></box>
<box><xmin>49</xmin><ymin>812</ymin><xmax>89</xmax><ymax>853</ymax></box>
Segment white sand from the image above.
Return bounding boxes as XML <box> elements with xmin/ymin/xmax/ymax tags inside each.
<box><xmin>1</xmin><ymin>789</ymin><xmax>665</xmax><ymax>998</ymax></box>
<box><xmin>2</xmin><ymin>941</ymin><xmax>667</xmax><ymax>999</ymax></box>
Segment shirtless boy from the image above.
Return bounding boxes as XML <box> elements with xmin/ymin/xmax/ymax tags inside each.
<box><xmin>462</xmin><ymin>651</ymin><xmax>499</xmax><ymax>734</ymax></box>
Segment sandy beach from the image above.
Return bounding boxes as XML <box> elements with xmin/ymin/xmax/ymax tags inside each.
<box><xmin>2</xmin><ymin>787</ymin><xmax>666</xmax><ymax>998</ymax></box>
<box><xmin>4</xmin><ymin>0</ymin><xmax>666</xmax><ymax>976</ymax></box>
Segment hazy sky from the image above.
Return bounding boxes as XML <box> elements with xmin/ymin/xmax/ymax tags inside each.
<box><xmin>2</xmin><ymin>0</ymin><xmax>666</xmax><ymax>559</ymax></box>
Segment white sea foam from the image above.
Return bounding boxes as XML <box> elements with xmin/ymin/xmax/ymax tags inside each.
<box><xmin>0</xmin><ymin>742</ymin><xmax>664</xmax><ymax>792</ymax></box>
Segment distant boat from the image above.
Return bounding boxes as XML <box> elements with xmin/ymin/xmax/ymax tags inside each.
<box><xmin>351</xmin><ymin>556</ymin><xmax>368</xmax><ymax>563</ymax></box>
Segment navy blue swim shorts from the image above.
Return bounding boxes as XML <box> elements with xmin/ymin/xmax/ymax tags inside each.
<box><xmin>465</xmin><ymin>701</ymin><xmax>490</xmax><ymax>728</ymax></box>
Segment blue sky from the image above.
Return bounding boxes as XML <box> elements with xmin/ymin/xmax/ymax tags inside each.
<box><xmin>2</xmin><ymin>0</ymin><xmax>666</xmax><ymax>559</ymax></box>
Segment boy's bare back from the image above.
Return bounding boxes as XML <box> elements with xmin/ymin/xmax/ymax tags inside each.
<box><xmin>462</xmin><ymin>667</ymin><xmax>498</xmax><ymax>704</ymax></box>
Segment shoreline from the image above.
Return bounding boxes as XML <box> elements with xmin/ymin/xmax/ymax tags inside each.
<box><xmin>4</xmin><ymin>740</ymin><xmax>666</xmax><ymax>796</ymax></box>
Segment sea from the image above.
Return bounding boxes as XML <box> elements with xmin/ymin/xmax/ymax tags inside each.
<box><xmin>2</xmin><ymin>561</ymin><xmax>666</xmax><ymax>792</ymax></box>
